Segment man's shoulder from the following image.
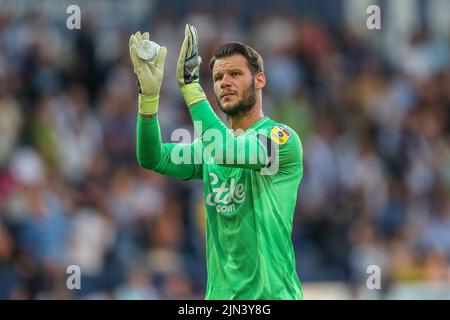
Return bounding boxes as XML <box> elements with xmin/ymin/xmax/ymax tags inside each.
<box><xmin>259</xmin><ymin>119</ymin><xmax>301</xmax><ymax>147</ymax></box>
<box><xmin>258</xmin><ymin>119</ymin><xmax>303</xmax><ymax>172</ymax></box>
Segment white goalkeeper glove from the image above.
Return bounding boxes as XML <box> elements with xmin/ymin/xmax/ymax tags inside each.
<box><xmin>129</xmin><ymin>31</ymin><xmax>167</xmax><ymax>115</ymax></box>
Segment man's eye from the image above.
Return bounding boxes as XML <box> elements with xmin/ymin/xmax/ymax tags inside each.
<box><xmin>231</xmin><ymin>72</ymin><xmax>239</xmax><ymax>76</ymax></box>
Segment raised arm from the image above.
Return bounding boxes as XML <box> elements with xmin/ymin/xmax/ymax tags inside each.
<box><xmin>130</xmin><ymin>31</ymin><xmax>202</xmax><ymax>180</ymax></box>
<box><xmin>175</xmin><ymin>25</ymin><xmax>271</xmax><ymax>170</ymax></box>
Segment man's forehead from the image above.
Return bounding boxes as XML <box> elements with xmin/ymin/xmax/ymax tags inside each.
<box><xmin>213</xmin><ymin>55</ymin><xmax>248</xmax><ymax>73</ymax></box>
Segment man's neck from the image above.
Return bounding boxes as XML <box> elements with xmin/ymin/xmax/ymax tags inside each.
<box><xmin>228</xmin><ymin>105</ymin><xmax>265</xmax><ymax>132</ymax></box>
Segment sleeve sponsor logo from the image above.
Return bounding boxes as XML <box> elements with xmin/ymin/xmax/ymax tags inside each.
<box><xmin>270</xmin><ymin>126</ymin><xmax>291</xmax><ymax>145</ymax></box>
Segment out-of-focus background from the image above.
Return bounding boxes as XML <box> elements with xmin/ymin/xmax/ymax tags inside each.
<box><xmin>0</xmin><ymin>0</ymin><xmax>449</xmax><ymax>300</ymax></box>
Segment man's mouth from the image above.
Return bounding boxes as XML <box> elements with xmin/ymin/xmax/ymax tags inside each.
<box><xmin>221</xmin><ymin>92</ymin><xmax>236</xmax><ymax>99</ymax></box>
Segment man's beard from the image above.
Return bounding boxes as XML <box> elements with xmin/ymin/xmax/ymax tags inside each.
<box><xmin>216</xmin><ymin>78</ymin><xmax>256</xmax><ymax>117</ymax></box>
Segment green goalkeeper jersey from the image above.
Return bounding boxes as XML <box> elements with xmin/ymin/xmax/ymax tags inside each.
<box><xmin>136</xmin><ymin>99</ymin><xmax>303</xmax><ymax>300</ymax></box>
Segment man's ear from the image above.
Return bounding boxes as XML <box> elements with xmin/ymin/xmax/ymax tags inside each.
<box><xmin>255</xmin><ymin>72</ymin><xmax>266</xmax><ymax>90</ymax></box>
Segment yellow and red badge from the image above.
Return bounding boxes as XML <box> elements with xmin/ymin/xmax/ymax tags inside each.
<box><xmin>270</xmin><ymin>126</ymin><xmax>291</xmax><ymax>145</ymax></box>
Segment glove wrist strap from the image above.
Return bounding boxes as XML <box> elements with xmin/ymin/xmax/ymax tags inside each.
<box><xmin>138</xmin><ymin>93</ymin><xmax>159</xmax><ymax>115</ymax></box>
<box><xmin>181</xmin><ymin>83</ymin><xmax>207</xmax><ymax>107</ymax></box>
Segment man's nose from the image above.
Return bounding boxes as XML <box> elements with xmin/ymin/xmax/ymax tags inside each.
<box><xmin>220</xmin><ymin>74</ymin><xmax>232</xmax><ymax>88</ymax></box>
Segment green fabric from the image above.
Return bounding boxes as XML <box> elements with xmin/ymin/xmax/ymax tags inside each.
<box><xmin>136</xmin><ymin>100</ymin><xmax>304</xmax><ymax>300</ymax></box>
<box><xmin>136</xmin><ymin>114</ymin><xmax>202</xmax><ymax>179</ymax></box>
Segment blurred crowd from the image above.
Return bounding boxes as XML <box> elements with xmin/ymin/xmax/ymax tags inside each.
<box><xmin>0</xmin><ymin>0</ymin><xmax>449</xmax><ymax>299</ymax></box>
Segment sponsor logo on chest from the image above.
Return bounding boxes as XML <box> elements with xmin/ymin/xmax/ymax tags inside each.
<box><xmin>205</xmin><ymin>172</ymin><xmax>245</xmax><ymax>213</ymax></box>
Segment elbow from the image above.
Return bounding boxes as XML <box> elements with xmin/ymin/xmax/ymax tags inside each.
<box><xmin>136</xmin><ymin>153</ymin><xmax>158</xmax><ymax>170</ymax></box>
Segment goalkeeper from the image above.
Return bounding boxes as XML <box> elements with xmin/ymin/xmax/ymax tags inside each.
<box><xmin>130</xmin><ymin>25</ymin><xmax>303</xmax><ymax>300</ymax></box>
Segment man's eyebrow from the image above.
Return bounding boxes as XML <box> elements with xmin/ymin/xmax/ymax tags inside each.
<box><xmin>213</xmin><ymin>67</ymin><xmax>242</xmax><ymax>78</ymax></box>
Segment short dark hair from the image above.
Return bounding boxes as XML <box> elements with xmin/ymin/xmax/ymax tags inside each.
<box><xmin>209</xmin><ymin>42</ymin><xmax>264</xmax><ymax>76</ymax></box>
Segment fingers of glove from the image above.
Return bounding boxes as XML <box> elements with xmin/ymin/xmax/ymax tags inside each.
<box><xmin>130</xmin><ymin>34</ymin><xmax>140</xmax><ymax>53</ymax></box>
<box><xmin>142</xmin><ymin>32</ymin><xmax>149</xmax><ymax>41</ymax></box>
<box><xmin>154</xmin><ymin>46</ymin><xmax>167</xmax><ymax>72</ymax></box>
<box><xmin>189</xmin><ymin>25</ymin><xmax>198</xmax><ymax>57</ymax></box>
<box><xmin>135</xmin><ymin>31</ymin><xmax>142</xmax><ymax>42</ymax></box>
<box><xmin>176</xmin><ymin>33</ymin><xmax>189</xmax><ymax>85</ymax></box>
<box><xmin>178</xmin><ymin>30</ymin><xmax>189</xmax><ymax>66</ymax></box>
<box><xmin>129</xmin><ymin>44</ymin><xmax>142</xmax><ymax>71</ymax></box>
<box><xmin>188</xmin><ymin>25</ymin><xmax>194</xmax><ymax>58</ymax></box>
<box><xmin>183</xmin><ymin>24</ymin><xmax>191</xmax><ymax>58</ymax></box>
<box><xmin>129</xmin><ymin>34</ymin><xmax>135</xmax><ymax>49</ymax></box>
